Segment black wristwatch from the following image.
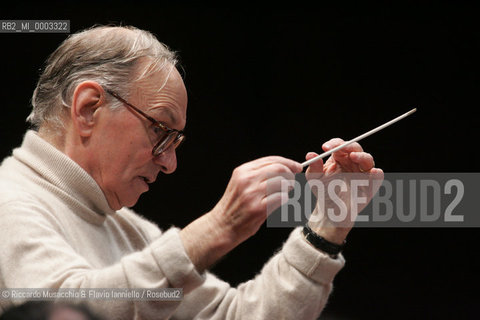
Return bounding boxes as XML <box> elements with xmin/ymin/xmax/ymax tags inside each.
<box><xmin>302</xmin><ymin>225</ymin><xmax>346</xmax><ymax>258</ymax></box>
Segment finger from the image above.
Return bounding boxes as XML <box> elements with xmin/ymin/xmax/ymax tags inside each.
<box><xmin>262</xmin><ymin>191</ymin><xmax>290</xmax><ymax>216</ymax></box>
<box><xmin>369</xmin><ymin>168</ymin><xmax>385</xmax><ymax>193</ymax></box>
<box><xmin>323</xmin><ymin>138</ymin><xmax>363</xmax><ymax>153</ymax></box>
<box><xmin>349</xmin><ymin>151</ymin><xmax>375</xmax><ymax>172</ymax></box>
<box><xmin>370</xmin><ymin>167</ymin><xmax>384</xmax><ymax>177</ymax></box>
<box><xmin>247</xmin><ymin>156</ymin><xmax>302</xmax><ymax>174</ymax></box>
<box><xmin>305</xmin><ymin>152</ymin><xmax>324</xmax><ymax>173</ymax></box>
<box><xmin>259</xmin><ymin>163</ymin><xmax>297</xmax><ymax>181</ymax></box>
<box><xmin>323</xmin><ymin>137</ymin><xmax>344</xmax><ymax>150</ymax></box>
<box><xmin>264</xmin><ymin>175</ymin><xmax>295</xmax><ymax>195</ymax></box>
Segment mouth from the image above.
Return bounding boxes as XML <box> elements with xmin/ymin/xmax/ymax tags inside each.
<box><xmin>139</xmin><ymin>176</ymin><xmax>155</xmax><ymax>184</ymax></box>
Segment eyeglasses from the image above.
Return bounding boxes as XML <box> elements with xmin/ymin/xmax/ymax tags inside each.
<box><xmin>106</xmin><ymin>89</ymin><xmax>185</xmax><ymax>156</ymax></box>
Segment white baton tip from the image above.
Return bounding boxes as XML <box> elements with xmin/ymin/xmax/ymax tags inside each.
<box><xmin>301</xmin><ymin>108</ymin><xmax>417</xmax><ymax>168</ymax></box>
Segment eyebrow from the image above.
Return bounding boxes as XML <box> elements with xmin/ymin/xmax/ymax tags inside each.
<box><xmin>147</xmin><ymin>106</ymin><xmax>178</xmax><ymax>127</ymax></box>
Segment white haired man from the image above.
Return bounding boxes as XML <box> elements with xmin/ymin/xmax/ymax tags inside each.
<box><xmin>0</xmin><ymin>26</ymin><xmax>382</xmax><ymax>319</ymax></box>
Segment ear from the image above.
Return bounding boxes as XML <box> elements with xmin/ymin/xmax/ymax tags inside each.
<box><xmin>70</xmin><ymin>81</ymin><xmax>106</xmax><ymax>137</ymax></box>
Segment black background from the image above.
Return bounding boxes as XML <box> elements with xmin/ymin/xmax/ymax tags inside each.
<box><xmin>1</xmin><ymin>3</ymin><xmax>478</xmax><ymax>319</ymax></box>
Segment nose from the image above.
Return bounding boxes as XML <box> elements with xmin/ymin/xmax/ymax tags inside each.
<box><xmin>153</xmin><ymin>147</ymin><xmax>177</xmax><ymax>174</ymax></box>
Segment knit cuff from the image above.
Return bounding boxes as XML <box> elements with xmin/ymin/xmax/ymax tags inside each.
<box><xmin>282</xmin><ymin>227</ymin><xmax>345</xmax><ymax>285</ymax></box>
<box><xmin>150</xmin><ymin>228</ymin><xmax>206</xmax><ymax>293</ymax></box>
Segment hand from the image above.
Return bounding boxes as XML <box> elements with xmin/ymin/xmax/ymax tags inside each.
<box><xmin>181</xmin><ymin>156</ymin><xmax>302</xmax><ymax>271</ymax></box>
<box><xmin>305</xmin><ymin>138</ymin><xmax>384</xmax><ymax>244</ymax></box>
<box><xmin>213</xmin><ymin>156</ymin><xmax>302</xmax><ymax>245</ymax></box>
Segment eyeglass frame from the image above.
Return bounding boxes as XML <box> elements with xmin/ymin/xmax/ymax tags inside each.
<box><xmin>105</xmin><ymin>89</ymin><xmax>185</xmax><ymax>156</ymax></box>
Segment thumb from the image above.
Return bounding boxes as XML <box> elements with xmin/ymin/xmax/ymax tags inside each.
<box><xmin>305</xmin><ymin>152</ymin><xmax>324</xmax><ymax>175</ymax></box>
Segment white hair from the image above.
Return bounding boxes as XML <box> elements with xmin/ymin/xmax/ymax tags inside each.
<box><xmin>28</xmin><ymin>25</ymin><xmax>178</xmax><ymax>131</ymax></box>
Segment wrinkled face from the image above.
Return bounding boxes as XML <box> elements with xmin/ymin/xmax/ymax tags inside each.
<box><xmin>88</xmin><ymin>65</ymin><xmax>187</xmax><ymax>210</ymax></box>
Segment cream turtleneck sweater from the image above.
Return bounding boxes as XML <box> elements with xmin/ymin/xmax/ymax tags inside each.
<box><xmin>0</xmin><ymin>131</ymin><xmax>344</xmax><ymax>319</ymax></box>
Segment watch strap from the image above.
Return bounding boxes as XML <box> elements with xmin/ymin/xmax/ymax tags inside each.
<box><xmin>302</xmin><ymin>225</ymin><xmax>346</xmax><ymax>257</ymax></box>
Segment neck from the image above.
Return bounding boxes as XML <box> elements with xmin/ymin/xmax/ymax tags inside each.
<box><xmin>38</xmin><ymin>124</ymin><xmax>120</xmax><ymax>211</ymax></box>
<box><xmin>38</xmin><ymin>125</ymin><xmax>67</xmax><ymax>152</ymax></box>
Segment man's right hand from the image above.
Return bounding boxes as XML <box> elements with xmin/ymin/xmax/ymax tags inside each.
<box><xmin>180</xmin><ymin>156</ymin><xmax>302</xmax><ymax>272</ymax></box>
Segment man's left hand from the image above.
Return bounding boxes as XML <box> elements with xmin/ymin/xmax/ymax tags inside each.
<box><xmin>305</xmin><ymin>138</ymin><xmax>384</xmax><ymax>244</ymax></box>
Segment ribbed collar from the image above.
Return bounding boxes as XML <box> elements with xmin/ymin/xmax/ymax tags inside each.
<box><xmin>12</xmin><ymin>130</ymin><xmax>115</xmax><ymax>224</ymax></box>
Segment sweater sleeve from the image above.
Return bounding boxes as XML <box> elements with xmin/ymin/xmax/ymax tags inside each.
<box><xmin>118</xmin><ymin>210</ymin><xmax>345</xmax><ymax>319</ymax></box>
<box><xmin>0</xmin><ymin>199</ymin><xmax>344</xmax><ymax>320</ymax></box>
<box><xmin>0</xmin><ymin>201</ymin><xmax>205</xmax><ymax>319</ymax></box>
<box><xmin>173</xmin><ymin>227</ymin><xmax>345</xmax><ymax>320</ymax></box>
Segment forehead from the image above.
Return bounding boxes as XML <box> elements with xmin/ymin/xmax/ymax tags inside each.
<box><xmin>130</xmin><ymin>65</ymin><xmax>187</xmax><ymax>129</ymax></box>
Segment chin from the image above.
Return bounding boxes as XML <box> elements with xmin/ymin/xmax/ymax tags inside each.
<box><xmin>104</xmin><ymin>185</ymin><xmax>143</xmax><ymax>210</ymax></box>
<box><xmin>120</xmin><ymin>193</ymin><xmax>143</xmax><ymax>209</ymax></box>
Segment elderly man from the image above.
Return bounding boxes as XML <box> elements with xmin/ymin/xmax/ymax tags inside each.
<box><xmin>0</xmin><ymin>26</ymin><xmax>382</xmax><ymax>319</ymax></box>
